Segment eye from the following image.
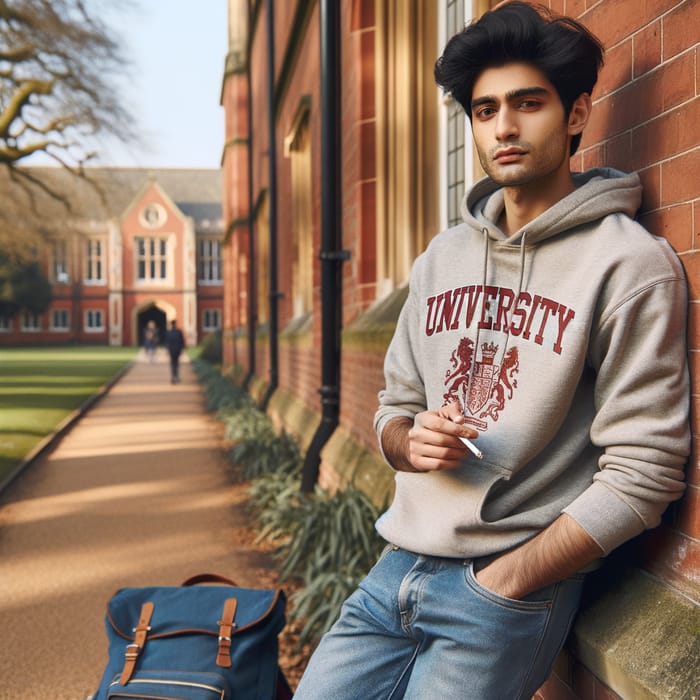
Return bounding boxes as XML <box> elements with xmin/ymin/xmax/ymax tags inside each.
<box><xmin>517</xmin><ymin>99</ymin><xmax>541</xmax><ymax>110</ymax></box>
<box><xmin>474</xmin><ymin>106</ymin><xmax>496</xmax><ymax>120</ymax></box>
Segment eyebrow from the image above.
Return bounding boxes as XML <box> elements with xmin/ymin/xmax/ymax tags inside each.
<box><xmin>470</xmin><ymin>86</ymin><xmax>551</xmax><ymax>111</ymax></box>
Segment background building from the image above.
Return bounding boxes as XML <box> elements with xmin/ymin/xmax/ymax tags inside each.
<box><xmin>0</xmin><ymin>168</ymin><xmax>223</xmax><ymax>348</ymax></box>
<box><xmin>221</xmin><ymin>1</ymin><xmax>699</xmax><ymax>698</ymax></box>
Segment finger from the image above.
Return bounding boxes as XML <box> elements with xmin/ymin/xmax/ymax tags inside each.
<box><xmin>439</xmin><ymin>400</ymin><xmax>463</xmax><ymax>421</ymax></box>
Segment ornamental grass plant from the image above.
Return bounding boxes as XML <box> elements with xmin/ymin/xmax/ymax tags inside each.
<box><xmin>197</xmin><ymin>360</ymin><xmax>385</xmax><ymax>647</ymax></box>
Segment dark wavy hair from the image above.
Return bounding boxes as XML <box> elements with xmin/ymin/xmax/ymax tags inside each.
<box><xmin>434</xmin><ymin>2</ymin><xmax>604</xmax><ymax>155</ymax></box>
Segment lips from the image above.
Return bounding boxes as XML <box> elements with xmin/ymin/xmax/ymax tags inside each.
<box><xmin>494</xmin><ymin>147</ymin><xmax>527</xmax><ymax>162</ymax></box>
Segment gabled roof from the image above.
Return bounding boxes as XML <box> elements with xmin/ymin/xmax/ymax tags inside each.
<box><xmin>0</xmin><ymin>166</ymin><xmax>222</xmax><ymax>226</ymax></box>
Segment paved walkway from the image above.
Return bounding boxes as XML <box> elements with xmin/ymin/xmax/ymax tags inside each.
<box><xmin>0</xmin><ymin>350</ymin><xmax>273</xmax><ymax>699</ymax></box>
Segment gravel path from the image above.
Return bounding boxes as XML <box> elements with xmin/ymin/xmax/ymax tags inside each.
<box><xmin>0</xmin><ymin>350</ymin><xmax>276</xmax><ymax>699</ymax></box>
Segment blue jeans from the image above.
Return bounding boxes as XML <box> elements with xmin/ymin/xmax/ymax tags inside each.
<box><xmin>293</xmin><ymin>546</ymin><xmax>585</xmax><ymax>699</ymax></box>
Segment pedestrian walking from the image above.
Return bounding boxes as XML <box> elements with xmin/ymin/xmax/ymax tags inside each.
<box><xmin>143</xmin><ymin>320</ymin><xmax>159</xmax><ymax>362</ymax></box>
<box><xmin>164</xmin><ymin>319</ymin><xmax>185</xmax><ymax>384</ymax></box>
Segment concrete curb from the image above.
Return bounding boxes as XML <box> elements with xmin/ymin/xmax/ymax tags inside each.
<box><xmin>0</xmin><ymin>359</ymin><xmax>135</xmax><ymax>496</ymax></box>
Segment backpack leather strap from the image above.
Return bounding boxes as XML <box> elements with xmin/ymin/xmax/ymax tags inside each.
<box><xmin>120</xmin><ymin>601</ymin><xmax>154</xmax><ymax>684</ymax></box>
<box><xmin>216</xmin><ymin>597</ymin><xmax>238</xmax><ymax>668</ymax></box>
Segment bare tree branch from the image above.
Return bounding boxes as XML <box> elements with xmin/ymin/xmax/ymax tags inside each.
<box><xmin>0</xmin><ymin>0</ymin><xmax>139</xmax><ymax>267</ymax></box>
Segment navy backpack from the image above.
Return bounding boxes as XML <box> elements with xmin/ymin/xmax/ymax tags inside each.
<box><xmin>91</xmin><ymin>574</ymin><xmax>291</xmax><ymax>700</ymax></box>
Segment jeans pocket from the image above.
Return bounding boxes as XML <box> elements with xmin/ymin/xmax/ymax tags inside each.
<box><xmin>464</xmin><ymin>561</ymin><xmax>554</xmax><ymax>612</ymax></box>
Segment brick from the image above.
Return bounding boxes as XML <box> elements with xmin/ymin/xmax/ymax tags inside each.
<box><xmin>660</xmin><ymin>51</ymin><xmax>696</xmax><ymax>111</ymax></box>
<box><xmin>359</xmin><ymin>120</ymin><xmax>376</xmax><ymax>180</ymax></box>
<box><xmin>607</xmin><ymin>72</ymin><xmax>663</xmax><ymax>139</ymax></box>
<box><xmin>604</xmin><ymin>131</ymin><xmax>633</xmax><ymax>172</ymax></box>
<box><xmin>683</xmin><ymin>304</ymin><xmax>700</xmax><ymax>356</ymax></box>
<box><xmin>689</xmin><ymin>349</ymin><xmax>700</xmax><ymax>396</ymax></box>
<box><xmin>642</xmin><ymin>527</ymin><xmax>700</xmax><ymax>601</ymax></box>
<box><xmin>638</xmin><ymin>203</ymin><xmax>693</xmax><ymax>254</ymax></box>
<box><xmin>351</xmin><ymin>0</ymin><xmax>375</xmax><ymax>32</ymax></box>
<box><xmin>359</xmin><ymin>30</ymin><xmax>375</xmax><ymax>121</ymax></box>
<box><xmin>662</xmin><ymin>0</ymin><xmax>700</xmax><ymax>61</ymax></box>
<box><xmin>661</xmin><ymin>146</ymin><xmax>700</xmax><ymax>206</ymax></box>
<box><xmin>579</xmin><ymin>142</ymin><xmax>605</xmax><ymax>171</ymax></box>
<box><xmin>595</xmin><ymin>39</ymin><xmax>633</xmax><ymax>99</ymax></box>
<box><xmin>582</xmin><ymin>0</ymin><xmax>671</xmax><ymax>49</ymax></box>
<box><xmin>594</xmin><ymin>678</ymin><xmax>624</xmax><ymax>700</ymax></box>
<box><xmin>535</xmin><ymin>674</ymin><xmax>578</xmax><ymax>700</ymax></box>
<box><xmin>679</xmin><ymin>250</ymin><xmax>700</xmax><ymax>302</ymax></box>
<box><xmin>633</xmin><ymin>19</ymin><xmax>661</xmax><ymax>78</ymax></box>
<box><xmin>585</xmin><ymin>94</ymin><xmax>612</xmax><ymax>147</ymax></box>
<box><xmin>633</xmin><ymin>100</ymin><xmax>700</xmax><ymax>172</ymax></box>
<box><xmin>548</xmin><ymin>0</ymin><xmax>566</xmax><ymax>16</ymax></box>
<box><xmin>637</xmin><ymin>165</ymin><xmax>661</xmax><ymax>212</ymax></box>
<box><xmin>572</xmin><ymin>659</ymin><xmax>597</xmax><ymax>700</ymax></box>
<box><xmin>563</xmin><ymin>0</ymin><xmax>586</xmax><ymax>19</ymax></box>
<box><xmin>677</xmin><ymin>484</ymin><xmax>700</xmax><ymax>539</ymax></box>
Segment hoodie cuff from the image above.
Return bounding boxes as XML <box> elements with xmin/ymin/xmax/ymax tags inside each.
<box><xmin>563</xmin><ymin>481</ymin><xmax>646</xmax><ymax>555</ymax></box>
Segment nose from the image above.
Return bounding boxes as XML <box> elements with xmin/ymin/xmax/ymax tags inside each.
<box><xmin>495</xmin><ymin>106</ymin><xmax>519</xmax><ymax>141</ymax></box>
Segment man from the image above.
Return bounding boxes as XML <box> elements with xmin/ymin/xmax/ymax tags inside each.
<box><xmin>164</xmin><ymin>319</ymin><xmax>185</xmax><ymax>384</ymax></box>
<box><xmin>294</xmin><ymin>3</ymin><xmax>689</xmax><ymax>699</ymax></box>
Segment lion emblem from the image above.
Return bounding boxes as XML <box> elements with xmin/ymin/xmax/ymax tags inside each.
<box><xmin>442</xmin><ymin>339</ymin><xmax>519</xmax><ymax>428</ymax></box>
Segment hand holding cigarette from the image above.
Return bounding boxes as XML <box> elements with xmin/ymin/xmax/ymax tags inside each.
<box><xmin>439</xmin><ymin>401</ymin><xmax>484</xmax><ymax>460</ymax></box>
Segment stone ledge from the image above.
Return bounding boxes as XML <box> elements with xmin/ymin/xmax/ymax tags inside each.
<box><xmin>266</xmin><ymin>385</ymin><xmax>319</xmax><ymax>452</ymax></box>
<box><xmin>571</xmin><ymin>566</ymin><xmax>700</xmax><ymax>699</ymax></box>
<box><xmin>320</xmin><ymin>424</ymin><xmax>395</xmax><ymax>507</ymax></box>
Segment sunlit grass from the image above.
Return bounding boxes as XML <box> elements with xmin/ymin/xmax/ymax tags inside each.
<box><xmin>0</xmin><ymin>346</ymin><xmax>137</xmax><ymax>484</ymax></box>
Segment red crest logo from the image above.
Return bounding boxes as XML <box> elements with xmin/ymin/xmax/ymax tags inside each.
<box><xmin>443</xmin><ymin>339</ymin><xmax>519</xmax><ymax>430</ymax></box>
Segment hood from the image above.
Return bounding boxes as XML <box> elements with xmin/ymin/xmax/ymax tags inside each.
<box><xmin>461</xmin><ymin>168</ymin><xmax>643</xmax><ymax>245</ymax></box>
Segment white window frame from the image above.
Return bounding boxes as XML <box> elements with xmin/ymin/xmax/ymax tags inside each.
<box><xmin>135</xmin><ymin>235</ymin><xmax>171</xmax><ymax>284</ymax></box>
<box><xmin>438</xmin><ymin>0</ymin><xmax>475</xmax><ymax>231</ymax></box>
<box><xmin>198</xmin><ymin>238</ymin><xmax>223</xmax><ymax>285</ymax></box>
<box><xmin>51</xmin><ymin>309</ymin><xmax>70</xmax><ymax>331</ymax></box>
<box><xmin>21</xmin><ymin>311</ymin><xmax>41</xmax><ymax>332</ymax></box>
<box><xmin>202</xmin><ymin>309</ymin><xmax>221</xmax><ymax>332</ymax></box>
<box><xmin>85</xmin><ymin>237</ymin><xmax>106</xmax><ymax>284</ymax></box>
<box><xmin>85</xmin><ymin>309</ymin><xmax>104</xmax><ymax>332</ymax></box>
<box><xmin>0</xmin><ymin>315</ymin><xmax>12</xmax><ymax>332</ymax></box>
<box><xmin>52</xmin><ymin>240</ymin><xmax>69</xmax><ymax>283</ymax></box>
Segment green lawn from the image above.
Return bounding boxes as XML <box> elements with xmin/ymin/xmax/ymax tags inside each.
<box><xmin>0</xmin><ymin>346</ymin><xmax>137</xmax><ymax>486</ymax></box>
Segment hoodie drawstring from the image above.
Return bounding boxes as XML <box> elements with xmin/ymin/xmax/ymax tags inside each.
<box><xmin>460</xmin><ymin>229</ymin><xmax>528</xmax><ymax>420</ymax></box>
<box><xmin>499</xmin><ymin>230</ymin><xmax>528</xmax><ymax>366</ymax></box>
<box><xmin>462</xmin><ymin>228</ymin><xmax>490</xmax><ymax>414</ymax></box>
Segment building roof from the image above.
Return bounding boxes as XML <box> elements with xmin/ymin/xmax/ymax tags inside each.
<box><xmin>0</xmin><ymin>166</ymin><xmax>223</xmax><ymax>229</ymax></box>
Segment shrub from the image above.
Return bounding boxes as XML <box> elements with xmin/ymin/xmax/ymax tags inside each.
<box><xmin>198</xmin><ymin>329</ymin><xmax>222</xmax><ymax>364</ymax></box>
<box><xmin>256</xmin><ymin>483</ymin><xmax>385</xmax><ymax>647</ymax></box>
<box><xmin>194</xmin><ymin>358</ymin><xmax>384</xmax><ymax>648</ymax></box>
<box><xmin>193</xmin><ymin>359</ymin><xmax>253</xmax><ymax>412</ymax></box>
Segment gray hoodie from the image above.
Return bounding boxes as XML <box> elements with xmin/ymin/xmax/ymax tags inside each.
<box><xmin>374</xmin><ymin>168</ymin><xmax>690</xmax><ymax>559</ymax></box>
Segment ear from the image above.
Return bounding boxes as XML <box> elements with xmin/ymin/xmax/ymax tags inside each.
<box><xmin>568</xmin><ymin>92</ymin><xmax>592</xmax><ymax>136</ymax></box>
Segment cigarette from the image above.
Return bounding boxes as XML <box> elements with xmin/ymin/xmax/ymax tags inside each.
<box><xmin>459</xmin><ymin>436</ymin><xmax>483</xmax><ymax>459</ymax></box>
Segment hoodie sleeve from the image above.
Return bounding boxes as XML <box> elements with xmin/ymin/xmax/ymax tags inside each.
<box><xmin>373</xmin><ymin>270</ymin><xmax>428</xmax><ymax>461</ymax></box>
<box><xmin>563</xmin><ymin>257</ymin><xmax>690</xmax><ymax>554</ymax></box>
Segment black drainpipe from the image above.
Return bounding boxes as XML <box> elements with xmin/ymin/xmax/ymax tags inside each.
<box><xmin>260</xmin><ymin>0</ymin><xmax>280</xmax><ymax>410</ymax></box>
<box><xmin>301</xmin><ymin>0</ymin><xmax>347</xmax><ymax>493</ymax></box>
<box><xmin>243</xmin><ymin>0</ymin><xmax>256</xmax><ymax>388</ymax></box>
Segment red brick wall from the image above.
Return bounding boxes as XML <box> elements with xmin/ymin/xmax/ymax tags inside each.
<box><xmin>343</xmin><ymin>0</ymin><xmax>380</xmax><ymax>324</ymax></box>
<box><xmin>538</xmin><ymin>1</ymin><xmax>699</xmax><ymax>698</ymax></box>
<box><xmin>275</xmin><ymin>2</ymin><xmax>322</xmax><ymax>412</ymax></box>
<box><xmin>561</xmin><ymin>0</ymin><xmax>700</xmax><ymax>612</ymax></box>
<box><xmin>221</xmin><ymin>43</ymin><xmax>250</xmax><ymax>369</ymax></box>
<box><xmin>250</xmin><ymin>6</ymin><xmax>270</xmax><ymax>201</ymax></box>
<box><xmin>336</xmin><ymin>1</ymin><xmax>387</xmax><ymax>450</ymax></box>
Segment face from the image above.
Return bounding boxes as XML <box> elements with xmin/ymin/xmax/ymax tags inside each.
<box><xmin>470</xmin><ymin>63</ymin><xmax>577</xmax><ymax>190</ymax></box>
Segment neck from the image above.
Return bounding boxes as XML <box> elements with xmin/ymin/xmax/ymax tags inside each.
<box><xmin>500</xmin><ymin>172</ymin><xmax>576</xmax><ymax>235</ymax></box>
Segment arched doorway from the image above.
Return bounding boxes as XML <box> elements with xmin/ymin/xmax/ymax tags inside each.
<box><xmin>135</xmin><ymin>304</ymin><xmax>168</xmax><ymax>347</ymax></box>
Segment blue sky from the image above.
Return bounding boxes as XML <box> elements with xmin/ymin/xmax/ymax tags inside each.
<box><xmin>94</xmin><ymin>1</ymin><xmax>228</xmax><ymax>169</ymax></box>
